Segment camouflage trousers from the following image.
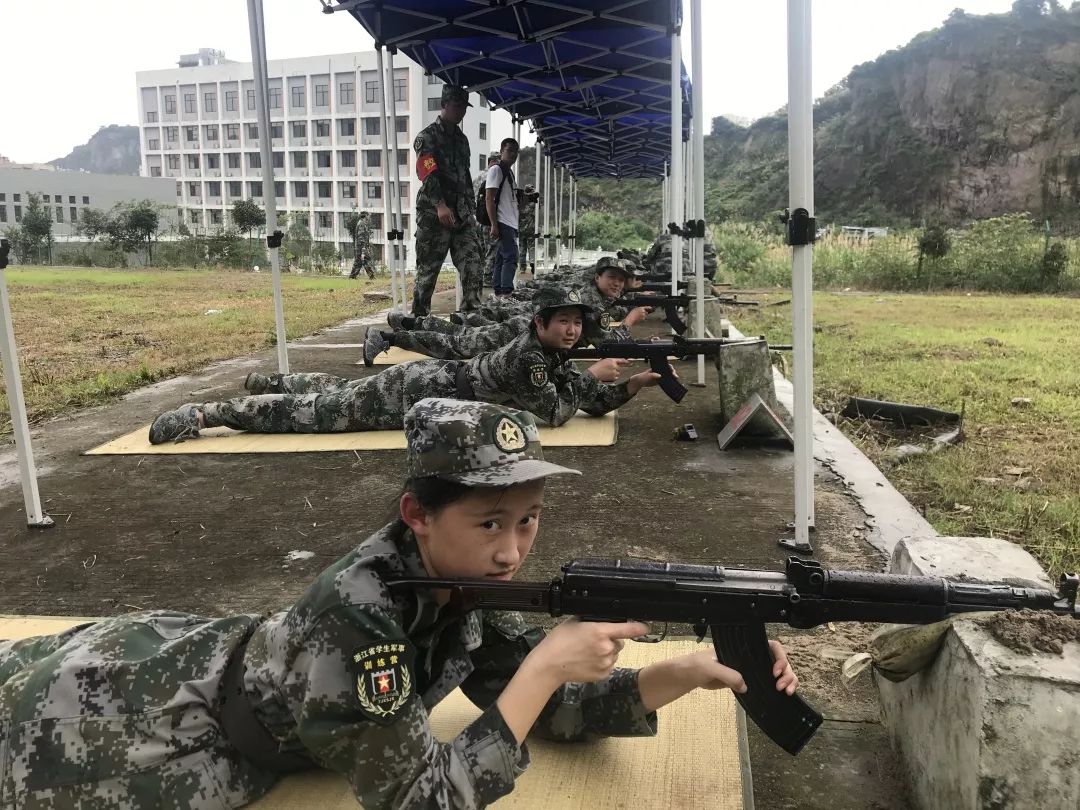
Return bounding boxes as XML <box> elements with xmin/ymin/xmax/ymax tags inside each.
<box><xmin>349</xmin><ymin>249</ymin><xmax>373</xmax><ymax>279</ymax></box>
<box><xmin>0</xmin><ymin>612</ymin><xmax>279</xmax><ymax>809</ymax></box>
<box><xmin>518</xmin><ymin>236</ymin><xmax>535</xmax><ymax>275</ymax></box>
<box><xmin>410</xmin><ymin>315</ymin><xmax>464</xmax><ymax>335</ymax></box>
<box><xmin>414</xmin><ymin>216</ymin><xmax>482</xmax><ymax>316</ymax></box>
<box><xmin>391</xmin><ymin>319</ymin><xmax>526</xmax><ymax>361</ymax></box>
<box><xmin>201</xmin><ymin>364</ymin><xmax>460</xmax><ymax>433</ymax></box>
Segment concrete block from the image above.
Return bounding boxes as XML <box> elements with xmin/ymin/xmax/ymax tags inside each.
<box><xmin>714</xmin><ymin>338</ymin><xmax>787</xmax><ymax>434</ymax></box>
<box><xmin>877</xmin><ymin>536</ymin><xmax>1080</xmax><ymax>810</ymax></box>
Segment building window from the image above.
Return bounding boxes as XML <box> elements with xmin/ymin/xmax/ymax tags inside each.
<box><xmin>270</xmin><ymin>122</ymin><xmax>283</xmax><ymax>140</ymax></box>
<box><xmin>292</xmin><ymin>181</ymin><xmax>309</xmax><ymax>198</ymax></box>
<box><xmin>249</xmin><ymin>181</ymin><xmax>262</xmax><ymax>197</ymax></box>
<box><xmin>226</xmin><ymin>153</ymin><xmax>240</xmax><ymax>169</ymax></box>
<box><xmin>316</xmin><ymin>181</ymin><xmax>332</xmax><ymax>199</ymax></box>
<box><xmin>164</xmin><ymin>95</ymin><xmax>176</xmax><ymax>114</ymax></box>
<box><xmin>478</xmin><ymin>155</ymin><xmax>486</xmax><ymax>172</ymax></box>
<box><xmin>68</xmin><ymin>195</ymin><xmax>75</xmax><ymax>204</ymax></box>
<box><xmin>268</xmin><ymin>87</ymin><xmax>282</xmax><ymax>109</ymax></box>
<box><xmin>247</xmin><ymin>153</ymin><xmax>261</xmax><ymax>169</ymax></box>
<box><xmin>225</xmin><ymin>90</ymin><xmax>238</xmax><ymax>111</ymax></box>
<box><xmin>205</xmin><ymin>125</ymin><xmax>218</xmax><ymax>141</ymax></box>
<box><xmin>150</xmin><ymin>167</ymin><xmax>162</xmax><ymax>177</ymax></box>
<box><xmin>82</xmin><ymin>196</ymin><xmax>89</xmax><ymax>204</ymax></box>
<box><xmin>51</xmin><ymin>194</ymin><xmax>60</xmax><ymax>203</ymax></box>
<box><xmin>184</xmin><ymin>93</ymin><xmax>196</xmax><ymax>113</ymax></box>
<box><xmin>364</xmin><ymin>81</ymin><xmax>378</xmax><ymax>104</ymax></box>
<box><xmin>228</xmin><ymin>181</ymin><xmax>242</xmax><ymax>197</ymax></box>
<box><xmin>366</xmin><ymin>183</ymin><xmax>382</xmax><ymax>200</ymax></box>
<box><xmin>246</xmin><ymin>123</ymin><xmax>259</xmax><ymax>140</ymax></box>
<box><xmin>427</xmin><ymin>98</ymin><xmax>441</xmax><ymax>112</ymax></box>
<box><xmin>315</xmin><ymin>119</ymin><xmax>330</xmax><ymax>138</ymax></box>
<box><xmin>190</xmin><ymin>209</ymin><xmax>201</xmax><ymax>225</ymax></box>
<box><xmin>364</xmin><ymin>117</ymin><xmax>380</xmax><ymax>136</ymax></box>
<box><xmin>56</xmin><ymin>206</ymin><xmax>64</xmax><ymax>222</ymax></box>
<box><xmin>340</xmin><ymin>80</ymin><xmax>354</xmax><ymax>105</ymax></box>
<box><xmin>167</xmin><ymin>155</ymin><xmax>180</xmax><ymax>169</ymax></box>
<box><xmin>225</xmin><ymin>123</ymin><xmax>239</xmax><ymax>140</ymax></box>
<box><xmin>318</xmin><ymin>212</ymin><xmax>333</xmax><ymax>229</ymax></box>
<box><xmin>246</xmin><ymin>88</ymin><xmax>256</xmax><ymax>110</ymax></box>
<box><xmin>185</xmin><ymin>126</ymin><xmax>199</xmax><ymax>142</ymax></box>
<box><xmin>207</xmin><ymin>154</ymin><xmax>220</xmax><ymax>169</ymax></box>
<box><xmin>315</xmin><ymin>151</ymin><xmax>331</xmax><ymax>169</ymax></box>
<box><xmin>398</xmin><ymin>150</ymin><xmax>408</xmax><ymax>167</ymax></box>
<box><xmin>13</xmin><ymin>206</ymin><xmax>21</xmax><ymax>222</ymax></box>
<box><xmin>393</xmin><ymin>78</ymin><xmax>407</xmax><ymax>102</ymax></box>
<box><xmin>70</xmin><ymin>206</ymin><xmax>78</xmax><ymax>221</ymax></box>
<box><xmin>0</xmin><ymin>194</ymin><xmax>4</xmax><ymax>202</ymax></box>
<box><xmin>272</xmin><ymin>152</ymin><xmax>284</xmax><ymax>169</ymax></box>
<box><xmin>339</xmin><ymin>150</ymin><xmax>356</xmax><ymax>168</ymax></box>
<box><xmin>341</xmin><ymin>181</ymin><xmax>356</xmax><ymax>199</ymax></box>
<box><xmin>275</xmin><ymin>181</ymin><xmax>285</xmax><ymax>197</ymax></box>
<box><xmin>166</xmin><ymin>127</ymin><xmax>178</xmax><ymax>142</ymax></box>
<box><xmin>427</xmin><ymin>74</ymin><xmax>440</xmax><ymax>85</ymax></box>
<box><xmin>14</xmin><ymin>194</ymin><xmax>21</xmax><ymax>202</ymax></box>
<box><xmin>0</xmin><ymin>207</ymin><xmax>6</xmax><ymax>224</ymax></box>
<box><xmin>206</xmin><ymin>181</ymin><xmax>221</xmax><ymax>197</ymax></box>
<box><xmin>396</xmin><ymin>117</ymin><xmax>407</xmax><ymax>135</ymax></box>
<box><xmin>339</xmin><ymin>118</ymin><xmax>355</xmax><ymax>137</ymax></box>
<box><xmin>291</xmin><ymin>85</ymin><xmax>305</xmax><ymax>108</ymax></box>
<box><xmin>146</xmin><ymin>111</ymin><xmax>158</xmax><ymax>123</ymax></box>
<box><xmin>210</xmin><ymin>209</ymin><xmax>223</xmax><ymax>225</ymax></box>
<box><xmin>479</xmin><ymin>123</ymin><xmax>487</xmax><ymax>140</ymax></box>
<box><xmin>204</xmin><ymin>91</ymin><xmax>216</xmax><ymax>113</ymax></box>
<box><xmin>365</xmin><ymin>150</ymin><xmax>381</xmax><ymax>168</ymax></box>
<box><xmin>148</xmin><ymin>138</ymin><xmax>160</xmax><ymax>150</ymax></box>
<box><xmin>292</xmin><ymin>121</ymin><xmax>306</xmax><ymax>138</ymax></box>
<box><xmin>188</xmin><ymin>182</ymin><xmax>199</xmax><ymax>196</ymax></box>
<box><xmin>186</xmin><ymin>154</ymin><xmax>201</xmax><ymax>170</ymax></box>
<box><xmin>292</xmin><ymin>151</ymin><xmax>307</xmax><ymax>169</ymax></box>
<box><xmin>399</xmin><ymin>182</ymin><xmax>409</xmax><ymax>198</ymax></box>
<box><xmin>315</xmin><ymin>84</ymin><xmax>328</xmax><ymax>106</ymax></box>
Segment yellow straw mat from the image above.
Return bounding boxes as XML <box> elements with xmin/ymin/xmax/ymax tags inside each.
<box><xmin>85</xmin><ymin>411</ymin><xmax>617</xmax><ymax>455</ymax></box>
<box><xmin>0</xmin><ymin>618</ymin><xmax>742</xmax><ymax>809</ymax></box>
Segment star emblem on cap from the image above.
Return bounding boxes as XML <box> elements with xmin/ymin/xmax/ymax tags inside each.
<box><xmin>493</xmin><ymin>417</ymin><xmax>527</xmax><ymax>452</ymax></box>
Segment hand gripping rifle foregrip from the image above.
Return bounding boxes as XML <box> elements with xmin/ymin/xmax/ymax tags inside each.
<box><xmin>647</xmin><ymin>349</ymin><xmax>687</xmax><ymax>403</ymax></box>
<box><xmin>709</xmin><ymin>621</ymin><xmax>823</xmax><ymax>755</ymax></box>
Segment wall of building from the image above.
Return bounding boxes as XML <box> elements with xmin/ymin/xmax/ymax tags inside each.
<box><xmin>0</xmin><ymin>167</ymin><xmax>176</xmax><ymax>239</ymax></box>
<box><xmin>136</xmin><ymin>51</ymin><xmax>492</xmax><ymax>269</ymax></box>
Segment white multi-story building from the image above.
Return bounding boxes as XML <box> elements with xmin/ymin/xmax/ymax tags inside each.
<box><xmin>135</xmin><ymin>51</ymin><xmax>492</xmax><ymax>269</ymax></box>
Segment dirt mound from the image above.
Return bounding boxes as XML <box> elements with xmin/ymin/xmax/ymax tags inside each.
<box><xmin>982</xmin><ymin>608</ymin><xmax>1080</xmax><ymax>655</ymax></box>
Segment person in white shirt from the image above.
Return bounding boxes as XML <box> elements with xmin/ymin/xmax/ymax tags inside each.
<box><xmin>485</xmin><ymin>138</ymin><xmax>521</xmax><ymax>296</ymax></box>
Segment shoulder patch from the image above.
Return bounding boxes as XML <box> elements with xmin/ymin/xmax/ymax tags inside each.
<box><xmin>527</xmin><ymin>359</ymin><xmax>549</xmax><ymax>388</ymax></box>
<box><xmin>599</xmin><ymin>312</ymin><xmax>611</xmax><ymax>328</ymax></box>
<box><xmin>352</xmin><ymin>640</ymin><xmax>416</xmax><ymax>725</ymax></box>
<box><xmin>413</xmin><ymin>135</ymin><xmax>425</xmax><ymax>152</ymax></box>
<box><xmin>484</xmin><ymin>610</ymin><xmax>531</xmax><ymax>640</ymax></box>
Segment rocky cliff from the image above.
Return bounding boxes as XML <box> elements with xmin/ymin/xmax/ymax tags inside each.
<box><xmin>49</xmin><ymin>125</ymin><xmax>140</xmax><ymax>176</ymax></box>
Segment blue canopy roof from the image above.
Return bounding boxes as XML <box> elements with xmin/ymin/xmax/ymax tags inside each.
<box><xmin>322</xmin><ymin>0</ymin><xmax>691</xmax><ymax>179</ymax></box>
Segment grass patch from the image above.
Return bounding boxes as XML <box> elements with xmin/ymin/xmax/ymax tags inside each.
<box><xmin>737</xmin><ymin>292</ymin><xmax>1080</xmax><ymax>576</ymax></box>
<box><xmin>0</xmin><ymin>266</ymin><xmax>439</xmax><ymax>437</ymax></box>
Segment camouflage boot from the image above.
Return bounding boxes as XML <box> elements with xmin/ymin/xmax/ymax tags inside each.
<box><xmin>243</xmin><ymin>372</ymin><xmax>281</xmax><ymax>394</ymax></box>
<box><xmin>148</xmin><ymin>404</ymin><xmax>203</xmax><ymax>445</ymax></box>
<box><xmin>387</xmin><ymin>312</ymin><xmax>415</xmax><ymax>331</ymax></box>
<box><xmin>363</xmin><ymin>328</ymin><xmax>391</xmax><ymax>367</ymax></box>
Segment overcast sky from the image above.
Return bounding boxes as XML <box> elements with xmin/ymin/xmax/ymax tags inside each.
<box><xmin>0</xmin><ymin>1</ymin><xmax>1016</xmax><ymax>164</ymax></box>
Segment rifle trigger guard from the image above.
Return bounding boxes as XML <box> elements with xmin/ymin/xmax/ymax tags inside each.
<box><xmin>634</xmin><ymin>623</ymin><xmax>669</xmax><ymax>644</ymax></box>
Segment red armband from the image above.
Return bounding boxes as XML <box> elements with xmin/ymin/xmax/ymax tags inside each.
<box><xmin>417</xmin><ymin>154</ymin><xmax>438</xmax><ymax>181</ymax></box>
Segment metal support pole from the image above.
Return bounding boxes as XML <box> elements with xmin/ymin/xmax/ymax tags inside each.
<box><xmin>556</xmin><ymin>166</ymin><xmax>564</xmax><ymax>268</ymax></box>
<box><xmin>569</xmin><ymin>176</ymin><xmax>577</xmax><ymax>266</ymax></box>
<box><xmin>0</xmin><ymin>242</ymin><xmax>52</xmax><ymax>528</ymax></box>
<box><xmin>669</xmin><ymin>28</ymin><xmax>683</xmax><ymax>300</ymax></box>
<box><xmin>246</xmin><ymin>0</ymin><xmax>289</xmax><ymax>373</ymax></box>
<box><xmin>662</xmin><ymin>161</ymin><xmax>669</xmax><ymax>231</ymax></box>
<box><xmin>543</xmin><ymin>155</ymin><xmax>552</xmax><ymax>272</ymax></box>
<box><xmin>386</xmin><ymin>49</ymin><xmax>406</xmax><ymax>312</ymax></box>
<box><xmin>692</xmin><ymin>0</ymin><xmax>707</xmax><ymax>386</ymax></box>
<box><xmin>375</xmin><ymin>47</ymin><xmax>401</xmax><ymax>311</ymax></box>
<box><xmin>787</xmin><ymin>0</ymin><xmax>816</xmax><ymax>549</ymax></box>
<box><xmin>533</xmin><ymin>140</ymin><xmax>542</xmax><ymax>276</ymax></box>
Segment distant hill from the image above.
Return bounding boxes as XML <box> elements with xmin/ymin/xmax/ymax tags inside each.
<box><xmin>49</xmin><ymin>125</ymin><xmax>140</xmax><ymax>175</ymax></box>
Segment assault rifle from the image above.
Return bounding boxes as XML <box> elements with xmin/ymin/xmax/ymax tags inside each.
<box><xmin>389</xmin><ymin>557</ymin><xmax>1078</xmax><ymax>756</ymax></box>
<box><xmin>612</xmin><ymin>293</ymin><xmax>698</xmax><ymax>334</ymax></box>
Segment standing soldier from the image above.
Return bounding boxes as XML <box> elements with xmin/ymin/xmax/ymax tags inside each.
<box><xmin>518</xmin><ymin>184</ymin><xmax>539</xmax><ymax>278</ymax></box>
<box><xmin>412</xmin><ymin>85</ymin><xmax>483</xmax><ymax>315</ymax></box>
<box><xmin>348</xmin><ymin>211</ymin><xmax>374</xmax><ymax>279</ymax></box>
<box><xmin>476</xmin><ymin>153</ymin><xmax>500</xmax><ymax>289</ymax></box>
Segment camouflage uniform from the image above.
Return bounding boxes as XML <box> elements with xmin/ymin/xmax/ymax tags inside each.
<box><xmin>388</xmin><ymin>315</ymin><xmax>532</xmax><ymax>361</ymax></box>
<box><xmin>412</xmin><ymin>87</ymin><xmax>483</xmax><ymax>315</ymax></box>
<box><xmin>1</xmin><ymin>399</ymin><xmax>657</xmax><ymax>809</ymax></box>
<box><xmin>517</xmin><ymin>197</ymin><xmax>536</xmax><ymax>277</ymax></box>
<box><xmin>153</xmin><ymin>328</ymin><xmax>632</xmax><ymax>439</ymax></box>
<box><xmin>349</xmin><ymin>215</ymin><xmax>374</xmax><ymax>279</ymax></box>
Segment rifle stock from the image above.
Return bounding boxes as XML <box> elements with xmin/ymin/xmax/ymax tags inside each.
<box><xmin>388</xmin><ymin>558</ymin><xmax>1077</xmax><ymax>756</ymax></box>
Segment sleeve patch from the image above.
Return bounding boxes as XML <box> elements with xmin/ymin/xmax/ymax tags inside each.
<box><xmin>413</xmin><ymin>135</ymin><xmax>425</xmax><ymax>153</ymax></box>
<box><xmin>529</xmin><ymin>362</ymin><xmax>549</xmax><ymax>388</ymax></box>
<box><xmin>417</xmin><ymin>155</ymin><xmax>438</xmax><ymax>181</ymax></box>
<box><xmin>352</xmin><ymin>640</ymin><xmax>416</xmax><ymax>725</ymax></box>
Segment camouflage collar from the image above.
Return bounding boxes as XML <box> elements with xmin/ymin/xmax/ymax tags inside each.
<box><xmin>435</xmin><ymin>115</ymin><xmax>460</xmax><ymax>135</ymax></box>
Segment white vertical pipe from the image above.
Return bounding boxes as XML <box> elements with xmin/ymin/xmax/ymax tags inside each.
<box><xmin>569</xmin><ymin>176</ymin><xmax>577</xmax><ymax>266</ymax></box>
<box><xmin>246</xmin><ymin>0</ymin><xmax>289</xmax><ymax>373</ymax></box>
<box><xmin>533</xmin><ymin>140</ymin><xmax>542</xmax><ymax>276</ymax></box>
<box><xmin>375</xmin><ymin>47</ymin><xmax>400</xmax><ymax>311</ymax></box>
<box><xmin>543</xmin><ymin>155</ymin><xmax>552</xmax><ymax>272</ymax></box>
<box><xmin>788</xmin><ymin>0</ymin><xmax>816</xmax><ymax>542</ymax></box>
<box><xmin>556</xmin><ymin>166</ymin><xmax>564</xmax><ymax>268</ymax></box>
<box><xmin>692</xmin><ymin>0</ymin><xmax>707</xmax><ymax>386</ymax></box>
<box><xmin>0</xmin><ymin>255</ymin><xmax>51</xmax><ymax>527</ymax></box>
<box><xmin>662</xmin><ymin>161</ymin><xmax>669</xmax><ymax>231</ymax></box>
<box><xmin>386</xmin><ymin>49</ymin><xmax>406</xmax><ymax>312</ymax></box>
<box><xmin>669</xmin><ymin>29</ymin><xmax>683</xmax><ymax>300</ymax></box>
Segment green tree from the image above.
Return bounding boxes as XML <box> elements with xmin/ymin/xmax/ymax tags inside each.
<box><xmin>916</xmin><ymin>222</ymin><xmax>951</xmax><ymax>283</ymax></box>
<box><xmin>285</xmin><ymin>214</ymin><xmax>313</xmax><ymax>271</ymax></box>
<box><xmin>21</xmin><ymin>194</ymin><xmax>53</xmax><ymax>264</ymax></box>
<box><xmin>105</xmin><ymin>201</ymin><xmax>162</xmax><ymax>265</ymax></box>
<box><xmin>75</xmin><ymin>207</ymin><xmax>109</xmax><ymax>245</ymax></box>
<box><xmin>231</xmin><ymin>198</ymin><xmax>265</xmax><ymax>267</ymax></box>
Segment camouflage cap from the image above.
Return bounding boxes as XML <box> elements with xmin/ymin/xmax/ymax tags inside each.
<box><xmin>595</xmin><ymin>256</ymin><xmax>635</xmax><ymax>278</ymax></box>
<box><xmin>530</xmin><ymin>286</ymin><xmax>595</xmax><ymax>318</ymax></box>
<box><xmin>405</xmin><ymin>398</ymin><xmax>580</xmax><ymax>485</ymax></box>
<box><xmin>440</xmin><ymin>85</ymin><xmax>473</xmax><ymax>107</ymax></box>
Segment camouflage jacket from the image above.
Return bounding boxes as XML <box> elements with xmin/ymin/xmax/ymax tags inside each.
<box><xmin>0</xmin><ymin>524</ymin><xmax>656</xmax><ymax>810</ymax></box>
<box><xmin>353</xmin><ymin>218</ymin><xmax>373</xmax><ymax>251</ymax></box>
<box><xmin>465</xmin><ymin>330</ymin><xmax>633</xmax><ymax>426</ymax></box>
<box><xmin>414</xmin><ymin>116</ymin><xmax>474</xmax><ymax>223</ymax></box>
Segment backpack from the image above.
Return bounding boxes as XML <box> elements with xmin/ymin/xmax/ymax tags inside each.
<box><xmin>476</xmin><ymin>162</ymin><xmax>514</xmax><ymax>227</ymax></box>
